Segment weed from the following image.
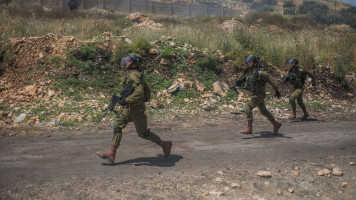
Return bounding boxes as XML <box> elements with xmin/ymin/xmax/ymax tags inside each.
<box><xmin>197</xmin><ymin>70</ymin><xmax>218</xmax><ymax>90</ymax></box>
<box><xmin>48</xmin><ymin>55</ymin><xmax>62</xmax><ymax>67</ymax></box>
<box><xmin>144</xmin><ymin>72</ymin><xmax>173</xmax><ymax>91</ymax></box>
<box><xmin>194</xmin><ymin>55</ymin><xmax>218</xmax><ymax>72</ymax></box>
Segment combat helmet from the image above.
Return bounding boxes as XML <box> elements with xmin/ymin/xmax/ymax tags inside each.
<box><xmin>244</xmin><ymin>55</ymin><xmax>260</xmax><ymax>65</ymax></box>
<box><xmin>120</xmin><ymin>53</ymin><xmax>144</xmax><ymax>70</ymax></box>
<box><xmin>286</xmin><ymin>58</ymin><xmax>299</xmax><ymax>65</ymax></box>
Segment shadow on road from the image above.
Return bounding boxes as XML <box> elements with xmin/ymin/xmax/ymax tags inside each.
<box><xmin>284</xmin><ymin>118</ymin><xmax>324</xmax><ymax>123</ymax></box>
<box><xmin>242</xmin><ymin>132</ymin><xmax>293</xmax><ymax>140</ymax></box>
<box><xmin>102</xmin><ymin>154</ymin><xmax>183</xmax><ymax>167</ymax></box>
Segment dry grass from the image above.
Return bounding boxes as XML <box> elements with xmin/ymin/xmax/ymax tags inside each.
<box><xmin>0</xmin><ymin>6</ymin><xmax>355</xmax><ymax>72</ymax></box>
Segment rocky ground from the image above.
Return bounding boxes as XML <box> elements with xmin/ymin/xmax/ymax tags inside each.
<box><xmin>0</xmin><ymin>118</ymin><xmax>355</xmax><ymax>200</ymax></box>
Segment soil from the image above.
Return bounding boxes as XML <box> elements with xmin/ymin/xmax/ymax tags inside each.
<box><xmin>0</xmin><ymin>116</ymin><xmax>355</xmax><ymax>199</ymax></box>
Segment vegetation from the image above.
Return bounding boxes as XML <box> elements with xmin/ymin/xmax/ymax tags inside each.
<box><xmin>0</xmin><ymin>5</ymin><xmax>355</xmax><ymax>126</ymax></box>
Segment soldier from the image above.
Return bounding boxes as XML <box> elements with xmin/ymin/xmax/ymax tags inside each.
<box><xmin>235</xmin><ymin>55</ymin><xmax>282</xmax><ymax>134</ymax></box>
<box><xmin>284</xmin><ymin>58</ymin><xmax>316</xmax><ymax>120</ymax></box>
<box><xmin>97</xmin><ymin>54</ymin><xmax>172</xmax><ymax>164</ymax></box>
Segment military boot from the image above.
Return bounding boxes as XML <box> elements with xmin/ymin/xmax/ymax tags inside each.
<box><xmin>158</xmin><ymin>140</ymin><xmax>172</xmax><ymax>158</ymax></box>
<box><xmin>96</xmin><ymin>145</ymin><xmax>117</xmax><ymax>164</ymax></box>
<box><xmin>271</xmin><ymin>120</ymin><xmax>282</xmax><ymax>134</ymax></box>
<box><xmin>289</xmin><ymin>109</ymin><xmax>296</xmax><ymax>120</ymax></box>
<box><xmin>301</xmin><ymin>109</ymin><xmax>309</xmax><ymax>120</ymax></box>
<box><xmin>240</xmin><ymin>121</ymin><xmax>253</xmax><ymax>134</ymax></box>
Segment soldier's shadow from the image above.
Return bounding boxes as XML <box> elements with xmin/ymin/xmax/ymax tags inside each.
<box><xmin>102</xmin><ymin>154</ymin><xmax>183</xmax><ymax>167</ymax></box>
<box><xmin>242</xmin><ymin>132</ymin><xmax>293</xmax><ymax>139</ymax></box>
<box><xmin>287</xmin><ymin>118</ymin><xmax>323</xmax><ymax>123</ymax></box>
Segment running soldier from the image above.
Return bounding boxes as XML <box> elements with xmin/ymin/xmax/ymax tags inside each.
<box><xmin>97</xmin><ymin>54</ymin><xmax>172</xmax><ymax>164</ymax></box>
<box><xmin>234</xmin><ymin>55</ymin><xmax>282</xmax><ymax>134</ymax></box>
<box><xmin>284</xmin><ymin>58</ymin><xmax>316</xmax><ymax>120</ymax></box>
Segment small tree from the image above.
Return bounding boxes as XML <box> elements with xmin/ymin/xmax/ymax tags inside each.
<box><xmin>283</xmin><ymin>0</ymin><xmax>296</xmax><ymax>8</ymax></box>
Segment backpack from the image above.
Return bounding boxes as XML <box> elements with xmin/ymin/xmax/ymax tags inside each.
<box><xmin>141</xmin><ymin>73</ymin><xmax>151</xmax><ymax>102</ymax></box>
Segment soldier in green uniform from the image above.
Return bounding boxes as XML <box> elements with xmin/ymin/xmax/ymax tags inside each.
<box><xmin>284</xmin><ymin>58</ymin><xmax>316</xmax><ymax>120</ymax></box>
<box><xmin>97</xmin><ymin>54</ymin><xmax>172</xmax><ymax>164</ymax></box>
<box><xmin>235</xmin><ymin>55</ymin><xmax>282</xmax><ymax>134</ymax></box>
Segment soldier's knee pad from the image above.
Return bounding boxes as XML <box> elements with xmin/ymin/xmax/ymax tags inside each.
<box><xmin>289</xmin><ymin>97</ymin><xmax>295</xmax><ymax>104</ymax></box>
<box><xmin>138</xmin><ymin>129</ymin><xmax>150</xmax><ymax>139</ymax></box>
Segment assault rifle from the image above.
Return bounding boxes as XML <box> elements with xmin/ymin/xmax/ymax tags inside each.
<box><xmin>230</xmin><ymin>66</ymin><xmax>260</xmax><ymax>95</ymax></box>
<box><xmin>283</xmin><ymin>74</ymin><xmax>292</xmax><ymax>84</ymax></box>
<box><xmin>97</xmin><ymin>84</ymin><xmax>134</xmax><ymax>123</ymax></box>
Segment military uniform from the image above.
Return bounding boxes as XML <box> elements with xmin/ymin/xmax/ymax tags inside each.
<box><xmin>240</xmin><ymin>67</ymin><xmax>282</xmax><ymax>134</ymax></box>
<box><xmin>111</xmin><ymin>70</ymin><xmax>161</xmax><ymax>147</ymax></box>
<box><xmin>97</xmin><ymin>67</ymin><xmax>172</xmax><ymax>164</ymax></box>
<box><xmin>243</xmin><ymin>69</ymin><xmax>279</xmax><ymax>121</ymax></box>
<box><xmin>286</xmin><ymin>66</ymin><xmax>315</xmax><ymax>119</ymax></box>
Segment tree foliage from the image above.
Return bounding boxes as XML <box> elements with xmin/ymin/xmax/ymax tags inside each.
<box><xmin>283</xmin><ymin>0</ymin><xmax>296</xmax><ymax>8</ymax></box>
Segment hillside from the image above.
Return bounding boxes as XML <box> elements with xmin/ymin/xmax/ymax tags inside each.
<box><xmin>0</xmin><ymin>9</ymin><xmax>355</xmax><ymax>127</ymax></box>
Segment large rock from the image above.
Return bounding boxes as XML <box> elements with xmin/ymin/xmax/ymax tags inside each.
<box><xmin>14</xmin><ymin>113</ymin><xmax>27</xmax><ymax>123</ymax></box>
<box><xmin>195</xmin><ymin>81</ymin><xmax>206</xmax><ymax>92</ymax></box>
<box><xmin>160</xmin><ymin>58</ymin><xmax>172</xmax><ymax>65</ymax></box>
<box><xmin>213</xmin><ymin>81</ymin><xmax>229</xmax><ymax>97</ymax></box>
<box><xmin>24</xmin><ymin>85</ymin><xmax>36</xmax><ymax>96</ymax></box>
<box><xmin>317</xmin><ymin>169</ymin><xmax>331</xmax><ymax>176</ymax></box>
<box><xmin>257</xmin><ymin>171</ymin><xmax>271</xmax><ymax>178</ymax></box>
<box><xmin>167</xmin><ymin>82</ymin><xmax>180</xmax><ymax>94</ymax></box>
<box><xmin>332</xmin><ymin>167</ymin><xmax>343</xmax><ymax>176</ymax></box>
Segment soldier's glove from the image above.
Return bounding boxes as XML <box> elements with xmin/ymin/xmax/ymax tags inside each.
<box><xmin>275</xmin><ymin>90</ymin><xmax>281</xmax><ymax>99</ymax></box>
<box><xmin>111</xmin><ymin>94</ymin><xmax>118</xmax><ymax>102</ymax></box>
<box><xmin>118</xmin><ymin>99</ymin><xmax>127</xmax><ymax>106</ymax></box>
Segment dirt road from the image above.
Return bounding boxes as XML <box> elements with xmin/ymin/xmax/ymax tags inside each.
<box><xmin>1</xmin><ymin>119</ymin><xmax>355</xmax><ymax>199</ymax></box>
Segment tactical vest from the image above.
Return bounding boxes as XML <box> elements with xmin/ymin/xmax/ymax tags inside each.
<box><xmin>124</xmin><ymin>70</ymin><xmax>151</xmax><ymax>102</ymax></box>
<box><xmin>244</xmin><ymin>69</ymin><xmax>266</xmax><ymax>94</ymax></box>
<box><xmin>288</xmin><ymin>66</ymin><xmax>305</xmax><ymax>89</ymax></box>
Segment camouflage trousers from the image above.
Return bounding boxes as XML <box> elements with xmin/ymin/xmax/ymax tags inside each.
<box><xmin>244</xmin><ymin>94</ymin><xmax>275</xmax><ymax>121</ymax></box>
<box><xmin>289</xmin><ymin>88</ymin><xmax>307</xmax><ymax>111</ymax></box>
<box><xmin>111</xmin><ymin>104</ymin><xmax>161</xmax><ymax>148</ymax></box>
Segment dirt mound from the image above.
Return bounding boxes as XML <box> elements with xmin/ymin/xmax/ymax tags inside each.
<box><xmin>220</xmin><ymin>18</ymin><xmax>245</xmax><ymax>30</ymax></box>
<box><xmin>126</xmin><ymin>12</ymin><xmax>164</xmax><ymax>31</ymax></box>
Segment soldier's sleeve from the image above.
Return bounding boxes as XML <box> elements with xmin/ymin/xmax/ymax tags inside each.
<box><xmin>125</xmin><ymin>71</ymin><xmax>144</xmax><ymax>104</ymax></box>
<box><xmin>302</xmin><ymin>70</ymin><xmax>315</xmax><ymax>81</ymax></box>
<box><xmin>259</xmin><ymin>71</ymin><xmax>279</xmax><ymax>91</ymax></box>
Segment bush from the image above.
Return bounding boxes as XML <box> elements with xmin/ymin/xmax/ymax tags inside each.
<box><xmin>284</xmin><ymin>7</ymin><xmax>296</xmax><ymax>15</ymax></box>
<box><xmin>283</xmin><ymin>0</ymin><xmax>296</xmax><ymax>8</ymax></box>
<box><xmin>334</xmin><ymin>56</ymin><xmax>351</xmax><ymax>89</ymax></box>
<box><xmin>194</xmin><ymin>55</ymin><xmax>218</xmax><ymax>72</ymax></box>
<box><xmin>197</xmin><ymin>70</ymin><xmax>218</xmax><ymax>90</ymax></box>
<box><xmin>144</xmin><ymin>72</ymin><xmax>173</xmax><ymax>90</ymax></box>
<box><xmin>160</xmin><ymin>46</ymin><xmax>176</xmax><ymax>59</ymax></box>
<box><xmin>112</xmin><ymin>42</ymin><xmax>131</xmax><ymax>65</ymax></box>
<box><xmin>130</xmin><ymin>39</ymin><xmax>152</xmax><ymax>55</ymax></box>
<box><xmin>0</xmin><ymin>35</ymin><xmax>8</xmax><ymax>76</ymax></box>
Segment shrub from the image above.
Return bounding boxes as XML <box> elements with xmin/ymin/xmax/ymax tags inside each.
<box><xmin>194</xmin><ymin>55</ymin><xmax>218</xmax><ymax>72</ymax></box>
<box><xmin>283</xmin><ymin>0</ymin><xmax>296</xmax><ymax>8</ymax></box>
<box><xmin>130</xmin><ymin>39</ymin><xmax>152</xmax><ymax>55</ymax></box>
<box><xmin>112</xmin><ymin>42</ymin><xmax>131</xmax><ymax>65</ymax></box>
<box><xmin>144</xmin><ymin>72</ymin><xmax>173</xmax><ymax>90</ymax></box>
<box><xmin>0</xmin><ymin>34</ymin><xmax>8</xmax><ymax>76</ymax></box>
<box><xmin>334</xmin><ymin>56</ymin><xmax>350</xmax><ymax>89</ymax></box>
<box><xmin>284</xmin><ymin>7</ymin><xmax>296</xmax><ymax>15</ymax></box>
<box><xmin>197</xmin><ymin>70</ymin><xmax>218</xmax><ymax>90</ymax></box>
